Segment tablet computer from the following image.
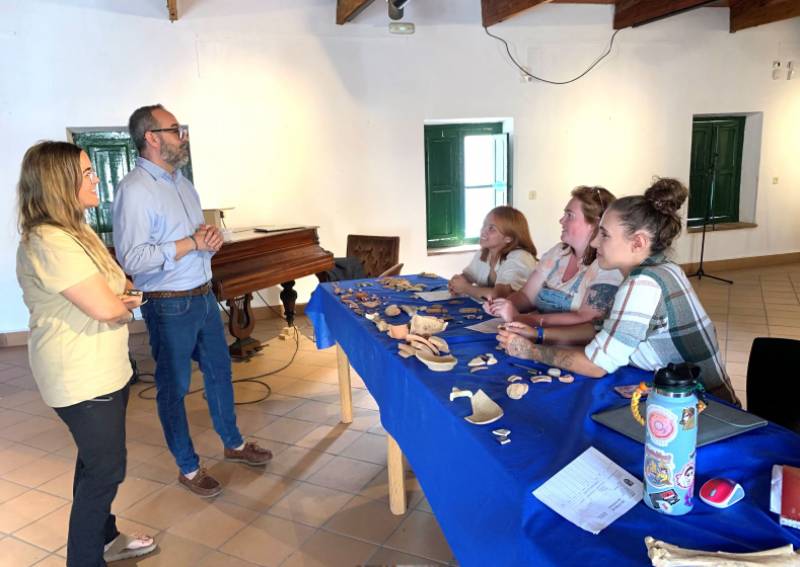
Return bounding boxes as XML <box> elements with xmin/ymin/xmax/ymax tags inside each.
<box><xmin>592</xmin><ymin>399</ymin><xmax>767</xmax><ymax>447</ymax></box>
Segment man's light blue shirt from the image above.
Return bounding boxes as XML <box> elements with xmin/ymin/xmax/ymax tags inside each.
<box><xmin>113</xmin><ymin>157</ymin><xmax>213</xmax><ymax>291</ymax></box>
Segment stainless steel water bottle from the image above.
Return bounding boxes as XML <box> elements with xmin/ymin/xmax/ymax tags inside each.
<box><xmin>642</xmin><ymin>363</ymin><xmax>701</xmax><ymax>515</ymax></box>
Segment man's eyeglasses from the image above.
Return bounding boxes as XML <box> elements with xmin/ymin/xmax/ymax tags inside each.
<box><xmin>149</xmin><ymin>125</ymin><xmax>189</xmax><ymax>141</ymax></box>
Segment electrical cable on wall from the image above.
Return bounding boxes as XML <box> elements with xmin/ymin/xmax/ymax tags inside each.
<box><xmin>483</xmin><ymin>26</ymin><xmax>621</xmax><ymax>85</ymax></box>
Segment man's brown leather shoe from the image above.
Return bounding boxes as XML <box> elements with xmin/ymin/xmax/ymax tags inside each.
<box><xmin>178</xmin><ymin>468</ymin><xmax>222</xmax><ymax>498</ymax></box>
<box><xmin>224</xmin><ymin>441</ymin><xmax>273</xmax><ymax>466</ymax></box>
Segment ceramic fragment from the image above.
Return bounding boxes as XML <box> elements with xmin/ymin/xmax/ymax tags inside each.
<box><xmin>506</xmin><ymin>382</ymin><xmax>529</xmax><ymax>400</ymax></box>
<box><xmin>449</xmin><ymin>387</ymin><xmax>504</xmax><ymax>425</ymax></box>
<box><xmin>409</xmin><ymin>314</ymin><xmax>448</xmax><ymax>336</ymax></box>
<box><xmin>387</xmin><ymin>324</ymin><xmax>409</xmax><ymax>340</ymax></box>
<box><xmin>415</xmin><ymin>351</ymin><xmax>457</xmax><ymax>372</ymax></box>
<box><xmin>397</xmin><ymin>343</ymin><xmax>416</xmax><ymax>358</ymax></box>
<box><xmin>428</xmin><ymin>336</ymin><xmax>450</xmax><ymax>354</ymax></box>
<box><xmin>467</xmin><ymin>353</ymin><xmax>497</xmax><ymax>367</ymax></box>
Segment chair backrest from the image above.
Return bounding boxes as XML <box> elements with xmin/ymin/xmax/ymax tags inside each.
<box><xmin>346</xmin><ymin>235</ymin><xmax>400</xmax><ymax>278</ymax></box>
<box><xmin>746</xmin><ymin>337</ymin><xmax>800</xmax><ymax>434</ymax></box>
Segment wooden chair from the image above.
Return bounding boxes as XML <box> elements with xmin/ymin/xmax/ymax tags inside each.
<box><xmin>346</xmin><ymin>235</ymin><xmax>402</xmax><ymax>278</ymax></box>
<box><xmin>746</xmin><ymin>337</ymin><xmax>800</xmax><ymax>434</ymax></box>
<box><xmin>317</xmin><ymin>235</ymin><xmax>403</xmax><ymax>282</ymax></box>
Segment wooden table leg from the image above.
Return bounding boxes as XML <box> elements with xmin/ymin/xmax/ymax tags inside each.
<box><xmin>336</xmin><ymin>343</ymin><xmax>353</xmax><ymax>424</ymax></box>
<box><xmin>387</xmin><ymin>433</ymin><xmax>407</xmax><ymax>515</ymax></box>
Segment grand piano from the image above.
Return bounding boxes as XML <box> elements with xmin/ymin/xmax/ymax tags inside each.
<box><xmin>211</xmin><ymin>227</ymin><xmax>334</xmax><ymax>358</ymax></box>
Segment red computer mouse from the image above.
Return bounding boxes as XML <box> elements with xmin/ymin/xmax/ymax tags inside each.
<box><xmin>699</xmin><ymin>478</ymin><xmax>745</xmax><ymax>508</ymax></box>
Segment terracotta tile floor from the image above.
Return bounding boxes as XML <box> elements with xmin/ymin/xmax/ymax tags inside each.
<box><xmin>1</xmin><ymin>263</ymin><xmax>799</xmax><ymax>566</ymax></box>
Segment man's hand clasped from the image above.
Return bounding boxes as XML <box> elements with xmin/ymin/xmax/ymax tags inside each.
<box><xmin>193</xmin><ymin>224</ymin><xmax>223</xmax><ymax>252</ymax></box>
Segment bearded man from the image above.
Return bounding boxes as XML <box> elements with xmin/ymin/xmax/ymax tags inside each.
<box><xmin>113</xmin><ymin>105</ymin><xmax>272</xmax><ymax>498</ymax></box>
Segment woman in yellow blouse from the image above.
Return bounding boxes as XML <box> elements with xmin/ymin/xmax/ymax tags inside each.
<box><xmin>16</xmin><ymin>141</ymin><xmax>156</xmax><ymax>566</ymax></box>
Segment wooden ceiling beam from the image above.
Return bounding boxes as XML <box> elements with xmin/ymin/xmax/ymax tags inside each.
<box><xmin>337</xmin><ymin>0</ymin><xmax>376</xmax><ymax>25</ymax></box>
<box><xmin>481</xmin><ymin>0</ymin><xmax>555</xmax><ymax>27</ymax></box>
<box><xmin>167</xmin><ymin>0</ymin><xmax>178</xmax><ymax>22</ymax></box>
<box><xmin>613</xmin><ymin>0</ymin><xmax>715</xmax><ymax>29</ymax></box>
<box><xmin>730</xmin><ymin>0</ymin><xmax>800</xmax><ymax>32</ymax></box>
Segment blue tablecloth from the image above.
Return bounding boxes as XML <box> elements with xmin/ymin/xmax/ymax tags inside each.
<box><xmin>306</xmin><ymin>276</ymin><xmax>800</xmax><ymax>567</ymax></box>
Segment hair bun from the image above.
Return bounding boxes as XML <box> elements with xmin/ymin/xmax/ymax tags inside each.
<box><xmin>645</xmin><ymin>177</ymin><xmax>688</xmax><ymax>215</ymax></box>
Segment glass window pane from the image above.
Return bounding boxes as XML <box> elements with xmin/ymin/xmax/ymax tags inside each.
<box><xmin>464</xmin><ymin>135</ymin><xmax>495</xmax><ymax>187</ymax></box>
<box><xmin>465</xmin><ymin>187</ymin><xmax>496</xmax><ymax>238</ymax></box>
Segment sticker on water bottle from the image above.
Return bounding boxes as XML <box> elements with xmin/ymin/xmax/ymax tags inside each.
<box><xmin>644</xmin><ymin>445</ymin><xmax>675</xmax><ymax>488</ymax></box>
<box><xmin>646</xmin><ymin>404</ymin><xmax>679</xmax><ymax>446</ymax></box>
<box><xmin>679</xmin><ymin>407</ymin><xmax>697</xmax><ymax>430</ymax></box>
<box><xmin>674</xmin><ymin>461</ymin><xmax>696</xmax><ymax>489</ymax></box>
<box><xmin>649</xmin><ymin>489</ymin><xmax>680</xmax><ymax>512</ymax></box>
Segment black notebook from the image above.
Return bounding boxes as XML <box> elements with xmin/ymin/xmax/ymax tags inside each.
<box><xmin>592</xmin><ymin>399</ymin><xmax>767</xmax><ymax>447</ymax></box>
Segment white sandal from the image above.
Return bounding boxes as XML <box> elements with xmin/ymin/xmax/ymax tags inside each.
<box><xmin>103</xmin><ymin>533</ymin><xmax>157</xmax><ymax>562</ymax></box>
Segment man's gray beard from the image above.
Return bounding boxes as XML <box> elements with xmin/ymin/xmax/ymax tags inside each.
<box><xmin>161</xmin><ymin>144</ymin><xmax>190</xmax><ymax>169</ymax></box>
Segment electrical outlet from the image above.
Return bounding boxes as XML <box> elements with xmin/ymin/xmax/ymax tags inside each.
<box><xmin>773</xmin><ymin>61</ymin><xmax>782</xmax><ymax>80</ymax></box>
<box><xmin>773</xmin><ymin>177</ymin><xmax>779</xmax><ymax>185</ymax></box>
<box><xmin>528</xmin><ymin>190</ymin><xmax>537</xmax><ymax>200</ymax></box>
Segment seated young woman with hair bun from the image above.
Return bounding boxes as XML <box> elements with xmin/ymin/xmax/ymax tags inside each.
<box><xmin>496</xmin><ymin>178</ymin><xmax>738</xmax><ymax>404</ymax></box>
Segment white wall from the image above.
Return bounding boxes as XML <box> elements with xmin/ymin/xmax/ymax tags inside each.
<box><xmin>1</xmin><ymin>0</ymin><xmax>798</xmax><ymax>332</ymax></box>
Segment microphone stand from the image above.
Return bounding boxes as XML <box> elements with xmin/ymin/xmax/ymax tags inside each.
<box><xmin>687</xmin><ymin>151</ymin><xmax>733</xmax><ymax>284</ymax></box>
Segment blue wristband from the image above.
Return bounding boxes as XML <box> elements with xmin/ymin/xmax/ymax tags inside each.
<box><xmin>536</xmin><ymin>326</ymin><xmax>544</xmax><ymax>345</ymax></box>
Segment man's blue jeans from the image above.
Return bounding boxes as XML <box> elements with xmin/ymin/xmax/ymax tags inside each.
<box><xmin>141</xmin><ymin>290</ymin><xmax>243</xmax><ymax>474</ymax></box>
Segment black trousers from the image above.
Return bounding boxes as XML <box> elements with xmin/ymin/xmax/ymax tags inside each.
<box><xmin>54</xmin><ymin>384</ymin><xmax>129</xmax><ymax>567</ymax></box>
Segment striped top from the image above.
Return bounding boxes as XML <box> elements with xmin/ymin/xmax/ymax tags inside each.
<box><xmin>585</xmin><ymin>255</ymin><xmax>737</xmax><ymax>404</ymax></box>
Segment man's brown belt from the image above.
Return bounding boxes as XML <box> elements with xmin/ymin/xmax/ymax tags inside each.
<box><xmin>143</xmin><ymin>282</ymin><xmax>212</xmax><ymax>299</ymax></box>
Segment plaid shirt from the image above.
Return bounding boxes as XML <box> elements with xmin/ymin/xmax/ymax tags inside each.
<box><xmin>585</xmin><ymin>255</ymin><xmax>737</xmax><ymax>403</ymax></box>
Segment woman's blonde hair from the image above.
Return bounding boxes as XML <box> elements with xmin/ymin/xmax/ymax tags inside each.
<box><xmin>479</xmin><ymin>206</ymin><xmax>537</xmax><ymax>263</ymax></box>
<box><xmin>17</xmin><ymin>141</ymin><xmax>124</xmax><ymax>282</ymax></box>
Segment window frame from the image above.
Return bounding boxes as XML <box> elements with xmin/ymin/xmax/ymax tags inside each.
<box><xmin>424</xmin><ymin>121</ymin><xmax>511</xmax><ymax>250</ymax></box>
<box><xmin>687</xmin><ymin>116</ymin><xmax>745</xmax><ymax>228</ymax></box>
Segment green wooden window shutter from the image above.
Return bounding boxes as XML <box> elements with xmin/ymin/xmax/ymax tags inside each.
<box><xmin>72</xmin><ymin>129</ymin><xmax>194</xmax><ymax>240</ymax></box>
<box><xmin>425</xmin><ymin>126</ymin><xmax>462</xmax><ymax>248</ymax></box>
<box><xmin>688</xmin><ymin>117</ymin><xmax>744</xmax><ymax>227</ymax></box>
<box><xmin>425</xmin><ymin>122</ymin><xmax>508</xmax><ymax>248</ymax></box>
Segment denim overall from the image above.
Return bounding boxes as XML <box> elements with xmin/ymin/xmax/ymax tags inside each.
<box><xmin>534</xmin><ymin>262</ymin><xmax>587</xmax><ymax>313</ymax></box>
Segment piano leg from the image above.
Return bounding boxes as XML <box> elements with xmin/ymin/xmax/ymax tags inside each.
<box><xmin>227</xmin><ymin>293</ymin><xmax>262</xmax><ymax>359</ymax></box>
<box><xmin>280</xmin><ymin>280</ymin><xmax>297</xmax><ymax>327</ymax></box>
